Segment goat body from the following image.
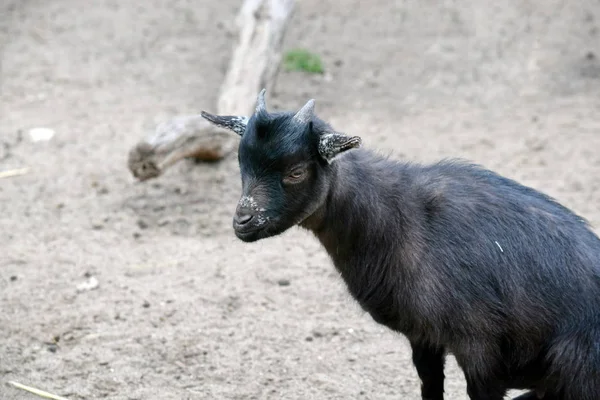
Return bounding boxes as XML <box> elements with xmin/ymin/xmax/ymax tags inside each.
<box><xmin>304</xmin><ymin>150</ymin><xmax>600</xmax><ymax>399</ymax></box>
<box><xmin>201</xmin><ymin>90</ymin><xmax>600</xmax><ymax>400</ymax></box>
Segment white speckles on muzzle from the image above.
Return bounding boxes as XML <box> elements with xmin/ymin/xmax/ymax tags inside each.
<box><xmin>255</xmin><ymin>214</ymin><xmax>269</xmax><ymax>226</ymax></box>
<box><xmin>237</xmin><ymin>196</ymin><xmax>269</xmax><ymax>226</ymax></box>
<box><xmin>238</xmin><ymin>196</ymin><xmax>256</xmax><ymax>209</ymax></box>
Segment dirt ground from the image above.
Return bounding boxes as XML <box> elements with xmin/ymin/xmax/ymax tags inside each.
<box><xmin>1</xmin><ymin>0</ymin><xmax>600</xmax><ymax>399</ymax></box>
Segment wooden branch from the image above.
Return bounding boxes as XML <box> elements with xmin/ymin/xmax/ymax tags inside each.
<box><xmin>127</xmin><ymin>116</ymin><xmax>231</xmax><ymax>181</ymax></box>
<box><xmin>128</xmin><ymin>0</ymin><xmax>296</xmax><ymax>181</ymax></box>
<box><xmin>219</xmin><ymin>0</ymin><xmax>296</xmax><ymax>115</ymax></box>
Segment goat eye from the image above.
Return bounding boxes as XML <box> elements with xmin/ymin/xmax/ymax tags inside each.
<box><xmin>283</xmin><ymin>167</ymin><xmax>307</xmax><ymax>184</ymax></box>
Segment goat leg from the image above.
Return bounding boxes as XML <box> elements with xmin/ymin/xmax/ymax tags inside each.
<box><xmin>410</xmin><ymin>342</ymin><xmax>446</xmax><ymax>400</ymax></box>
<box><xmin>464</xmin><ymin>376</ymin><xmax>507</xmax><ymax>400</ymax></box>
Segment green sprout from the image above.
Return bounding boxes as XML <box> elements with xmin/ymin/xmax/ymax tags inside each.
<box><xmin>283</xmin><ymin>49</ymin><xmax>324</xmax><ymax>74</ymax></box>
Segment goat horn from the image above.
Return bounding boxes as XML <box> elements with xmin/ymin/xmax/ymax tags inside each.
<box><xmin>255</xmin><ymin>88</ymin><xmax>267</xmax><ymax>114</ymax></box>
<box><xmin>292</xmin><ymin>99</ymin><xmax>315</xmax><ymax>124</ymax></box>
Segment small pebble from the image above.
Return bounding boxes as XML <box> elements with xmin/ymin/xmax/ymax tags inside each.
<box><xmin>62</xmin><ymin>333</ymin><xmax>75</xmax><ymax>342</ymax></box>
<box><xmin>142</xmin><ymin>300</ymin><xmax>151</xmax><ymax>308</ymax></box>
<box><xmin>76</xmin><ymin>276</ymin><xmax>99</xmax><ymax>292</ymax></box>
<box><xmin>277</xmin><ymin>279</ymin><xmax>291</xmax><ymax>286</ymax></box>
<box><xmin>28</xmin><ymin>127</ymin><xmax>55</xmax><ymax>142</ymax></box>
<box><xmin>137</xmin><ymin>219</ymin><xmax>149</xmax><ymax>230</ymax></box>
<box><xmin>47</xmin><ymin>343</ymin><xmax>58</xmax><ymax>353</ymax></box>
<box><xmin>132</xmin><ymin>232</ymin><xmax>142</xmax><ymax>239</ymax></box>
<box><xmin>91</xmin><ymin>222</ymin><xmax>104</xmax><ymax>230</ymax></box>
<box><xmin>10</xmin><ymin>276</ymin><xmax>17</xmax><ymax>281</ymax></box>
<box><xmin>305</xmin><ymin>336</ymin><xmax>313</xmax><ymax>342</ymax></box>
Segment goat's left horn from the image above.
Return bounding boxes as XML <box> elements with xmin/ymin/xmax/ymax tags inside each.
<box><xmin>292</xmin><ymin>99</ymin><xmax>315</xmax><ymax>124</ymax></box>
<box><xmin>255</xmin><ymin>88</ymin><xmax>267</xmax><ymax>114</ymax></box>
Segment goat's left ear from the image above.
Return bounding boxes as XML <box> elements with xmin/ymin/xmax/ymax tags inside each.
<box><xmin>200</xmin><ymin>111</ymin><xmax>248</xmax><ymax>136</ymax></box>
<box><xmin>318</xmin><ymin>132</ymin><xmax>362</xmax><ymax>163</ymax></box>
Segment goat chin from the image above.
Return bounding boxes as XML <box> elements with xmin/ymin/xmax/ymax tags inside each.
<box><xmin>234</xmin><ymin>221</ymin><xmax>289</xmax><ymax>243</ymax></box>
<box><xmin>234</xmin><ymin>230</ymin><xmax>262</xmax><ymax>243</ymax></box>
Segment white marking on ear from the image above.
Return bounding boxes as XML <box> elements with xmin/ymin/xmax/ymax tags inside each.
<box><xmin>318</xmin><ymin>132</ymin><xmax>362</xmax><ymax>163</ymax></box>
<box><xmin>200</xmin><ymin>111</ymin><xmax>248</xmax><ymax>136</ymax></box>
<box><xmin>229</xmin><ymin>116</ymin><xmax>249</xmax><ymax>136</ymax></box>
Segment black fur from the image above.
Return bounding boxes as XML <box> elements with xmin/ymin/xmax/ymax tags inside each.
<box><xmin>201</xmin><ymin>95</ymin><xmax>600</xmax><ymax>400</ymax></box>
<box><xmin>306</xmin><ymin>150</ymin><xmax>600</xmax><ymax>399</ymax></box>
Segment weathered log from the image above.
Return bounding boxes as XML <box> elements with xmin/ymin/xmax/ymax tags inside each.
<box><xmin>127</xmin><ymin>116</ymin><xmax>230</xmax><ymax>181</ymax></box>
<box><xmin>128</xmin><ymin>0</ymin><xmax>296</xmax><ymax>181</ymax></box>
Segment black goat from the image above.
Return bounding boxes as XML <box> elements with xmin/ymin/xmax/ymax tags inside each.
<box><xmin>201</xmin><ymin>90</ymin><xmax>600</xmax><ymax>400</ymax></box>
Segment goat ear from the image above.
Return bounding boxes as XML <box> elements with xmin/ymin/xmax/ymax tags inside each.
<box><xmin>318</xmin><ymin>132</ymin><xmax>362</xmax><ymax>162</ymax></box>
<box><xmin>200</xmin><ymin>111</ymin><xmax>248</xmax><ymax>136</ymax></box>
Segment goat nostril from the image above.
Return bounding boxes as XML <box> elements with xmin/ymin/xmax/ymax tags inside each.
<box><xmin>235</xmin><ymin>213</ymin><xmax>253</xmax><ymax>225</ymax></box>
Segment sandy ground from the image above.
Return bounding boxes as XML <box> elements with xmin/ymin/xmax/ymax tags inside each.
<box><xmin>1</xmin><ymin>0</ymin><xmax>600</xmax><ymax>399</ymax></box>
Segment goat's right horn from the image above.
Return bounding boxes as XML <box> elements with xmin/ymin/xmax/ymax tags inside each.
<box><xmin>255</xmin><ymin>88</ymin><xmax>267</xmax><ymax>114</ymax></box>
<box><xmin>292</xmin><ymin>99</ymin><xmax>315</xmax><ymax>124</ymax></box>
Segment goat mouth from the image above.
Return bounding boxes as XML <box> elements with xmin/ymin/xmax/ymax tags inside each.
<box><xmin>233</xmin><ymin>217</ymin><xmax>289</xmax><ymax>242</ymax></box>
<box><xmin>234</xmin><ymin>227</ymin><xmax>265</xmax><ymax>242</ymax></box>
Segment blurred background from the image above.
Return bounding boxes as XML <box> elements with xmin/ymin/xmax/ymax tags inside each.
<box><xmin>1</xmin><ymin>0</ymin><xmax>600</xmax><ymax>399</ymax></box>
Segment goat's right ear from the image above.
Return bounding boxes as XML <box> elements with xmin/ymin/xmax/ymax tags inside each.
<box><xmin>200</xmin><ymin>111</ymin><xmax>248</xmax><ymax>137</ymax></box>
<box><xmin>318</xmin><ymin>132</ymin><xmax>362</xmax><ymax>163</ymax></box>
